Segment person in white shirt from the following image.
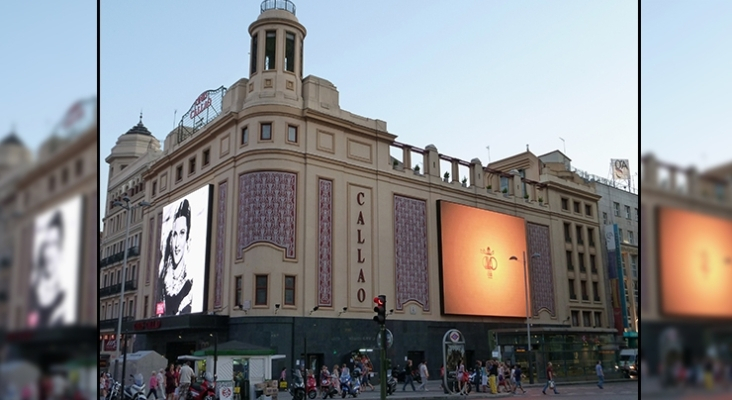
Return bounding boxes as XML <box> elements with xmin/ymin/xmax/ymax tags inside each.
<box><xmin>178</xmin><ymin>362</ymin><xmax>195</xmax><ymax>399</ymax></box>
<box><xmin>416</xmin><ymin>361</ymin><xmax>429</xmax><ymax>391</ymax></box>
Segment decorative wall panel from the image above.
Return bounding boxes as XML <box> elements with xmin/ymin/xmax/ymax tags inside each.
<box><xmin>318</xmin><ymin>179</ymin><xmax>333</xmax><ymax>307</ymax></box>
<box><xmin>237</xmin><ymin>171</ymin><xmax>297</xmax><ymax>259</ymax></box>
<box><xmin>214</xmin><ymin>180</ymin><xmax>228</xmax><ymax>309</ymax></box>
<box><xmin>146</xmin><ymin>216</ymin><xmax>155</xmax><ymax>285</ymax></box>
<box><xmin>527</xmin><ymin>223</ymin><xmax>556</xmax><ymax>317</ymax></box>
<box><xmin>394</xmin><ymin>195</ymin><xmax>430</xmax><ymax>311</ymax></box>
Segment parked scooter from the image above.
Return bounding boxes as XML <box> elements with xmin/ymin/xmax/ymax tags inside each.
<box><xmin>290</xmin><ymin>369</ymin><xmax>306</xmax><ymax>400</ymax></box>
<box><xmin>320</xmin><ymin>376</ymin><xmax>338</xmax><ymax>399</ymax></box>
<box><xmin>385</xmin><ymin>369</ymin><xmax>397</xmax><ymax>396</ymax></box>
<box><xmin>306</xmin><ymin>372</ymin><xmax>318</xmax><ymax>399</ymax></box>
<box><xmin>106</xmin><ymin>378</ymin><xmax>121</xmax><ymax>400</ymax></box>
<box><xmin>124</xmin><ymin>374</ymin><xmax>147</xmax><ymax>400</ymax></box>
<box><xmin>339</xmin><ymin>374</ymin><xmax>358</xmax><ymax>398</ymax></box>
<box><xmin>187</xmin><ymin>372</ymin><xmax>216</xmax><ymax>400</ymax></box>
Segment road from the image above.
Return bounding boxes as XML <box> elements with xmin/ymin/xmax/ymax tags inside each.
<box><xmin>276</xmin><ymin>379</ymin><xmax>638</xmax><ymax>400</ymax></box>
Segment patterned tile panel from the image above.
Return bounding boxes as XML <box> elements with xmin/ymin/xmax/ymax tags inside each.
<box><xmin>527</xmin><ymin>223</ymin><xmax>556</xmax><ymax>317</ymax></box>
<box><xmin>153</xmin><ymin>212</ymin><xmax>162</xmax><ymax>316</ymax></box>
<box><xmin>214</xmin><ymin>181</ymin><xmax>228</xmax><ymax>309</ymax></box>
<box><xmin>146</xmin><ymin>216</ymin><xmax>155</xmax><ymax>285</ymax></box>
<box><xmin>393</xmin><ymin>195</ymin><xmax>430</xmax><ymax>311</ymax></box>
<box><xmin>318</xmin><ymin>179</ymin><xmax>333</xmax><ymax>307</ymax></box>
<box><xmin>237</xmin><ymin>171</ymin><xmax>297</xmax><ymax>259</ymax></box>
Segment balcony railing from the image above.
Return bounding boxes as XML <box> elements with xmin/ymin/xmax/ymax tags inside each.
<box><xmin>582</xmin><ymin>295</ymin><xmax>589</xmax><ymax>301</ymax></box>
<box><xmin>100</xmin><ymin>316</ymin><xmax>134</xmax><ymax>330</ymax></box>
<box><xmin>99</xmin><ymin>280</ymin><xmax>138</xmax><ymax>298</ymax></box>
<box><xmin>570</xmin><ymin>294</ymin><xmax>577</xmax><ymax>300</ymax></box>
<box><xmin>100</xmin><ymin>246</ymin><xmax>140</xmax><ymax>268</ymax></box>
<box><xmin>594</xmin><ymin>296</ymin><xmax>601</xmax><ymax>302</ymax></box>
<box><xmin>261</xmin><ymin>0</ymin><xmax>296</xmax><ymax>15</ymax></box>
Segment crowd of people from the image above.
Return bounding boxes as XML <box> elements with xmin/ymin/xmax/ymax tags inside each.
<box><xmin>449</xmin><ymin>358</ymin><xmax>526</xmax><ymax>395</ymax></box>
<box><xmin>99</xmin><ymin>361</ymin><xmax>197</xmax><ymax>400</ymax></box>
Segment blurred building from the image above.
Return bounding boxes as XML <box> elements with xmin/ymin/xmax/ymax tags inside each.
<box><xmin>100</xmin><ymin>0</ymin><xmax>627</xmax><ymax>383</ymax></box>
<box><xmin>640</xmin><ymin>153</ymin><xmax>732</xmax><ymax>376</ymax></box>
<box><xmin>2</xmin><ymin>97</ymin><xmax>98</xmax><ymax>372</ymax></box>
<box><xmin>98</xmin><ymin>115</ymin><xmax>162</xmax><ymax>370</ymax></box>
<box><xmin>593</xmin><ymin>181</ymin><xmax>638</xmax><ymax>346</ymax></box>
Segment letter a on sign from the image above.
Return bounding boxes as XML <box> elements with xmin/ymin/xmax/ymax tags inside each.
<box><xmin>357</xmin><ymin>211</ymin><xmax>365</xmax><ymax>225</ymax></box>
<box><xmin>358</xmin><ymin>269</ymin><xmax>365</xmax><ymax>283</ymax></box>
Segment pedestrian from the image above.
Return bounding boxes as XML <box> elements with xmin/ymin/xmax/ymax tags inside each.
<box><xmin>166</xmin><ymin>364</ymin><xmax>177</xmax><ymax>400</ymax></box>
<box><xmin>488</xmin><ymin>360</ymin><xmax>498</xmax><ymax>394</ymax></box>
<box><xmin>456</xmin><ymin>360</ymin><xmax>466</xmax><ymax>394</ymax></box>
<box><xmin>178</xmin><ymin>361</ymin><xmax>195</xmax><ymax>400</ymax></box>
<box><xmin>148</xmin><ymin>371</ymin><xmax>160</xmax><ymax>399</ymax></box>
<box><xmin>440</xmin><ymin>364</ymin><xmax>446</xmax><ymax>393</ymax></box>
<box><xmin>417</xmin><ymin>360</ymin><xmax>429</xmax><ymax>391</ymax></box>
<box><xmin>512</xmin><ymin>364</ymin><xmax>526</xmax><ymax>394</ymax></box>
<box><xmin>542</xmin><ymin>361</ymin><xmax>559</xmax><ymax>395</ymax></box>
<box><xmin>596</xmin><ymin>360</ymin><xmax>604</xmax><ymax>389</ymax></box>
<box><xmin>158</xmin><ymin>369</ymin><xmax>166</xmax><ymax>400</ymax></box>
<box><xmin>481</xmin><ymin>361</ymin><xmax>488</xmax><ymax>393</ymax></box>
<box><xmin>402</xmin><ymin>359</ymin><xmax>416</xmax><ymax>391</ymax></box>
<box><xmin>361</xmin><ymin>357</ymin><xmax>374</xmax><ymax>391</ymax></box>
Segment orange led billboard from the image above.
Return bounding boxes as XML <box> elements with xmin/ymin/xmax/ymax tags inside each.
<box><xmin>658</xmin><ymin>207</ymin><xmax>732</xmax><ymax>318</ymax></box>
<box><xmin>438</xmin><ymin>201</ymin><xmax>529</xmax><ymax>317</ymax></box>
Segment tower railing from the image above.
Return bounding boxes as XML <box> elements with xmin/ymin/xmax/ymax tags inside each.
<box><xmin>261</xmin><ymin>0</ymin><xmax>296</xmax><ymax>15</ymax></box>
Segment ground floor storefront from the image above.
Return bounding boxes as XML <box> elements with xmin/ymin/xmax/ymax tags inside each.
<box><xmin>126</xmin><ymin>315</ymin><xmax>621</xmax><ymax>383</ymax></box>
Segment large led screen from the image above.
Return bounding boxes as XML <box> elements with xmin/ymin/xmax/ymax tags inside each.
<box><xmin>658</xmin><ymin>207</ymin><xmax>732</xmax><ymax>318</ymax></box>
<box><xmin>438</xmin><ymin>201</ymin><xmax>529</xmax><ymax>317</ymax></box>
<box><xmin>156</xmin><ymin>185</ymin><xmax>212</xmax><ymax>316</ymax></box>
<box><xmin>27</xmin><ymin>195</ymin><xmax>83</xmax><ymax>328</ymax></box>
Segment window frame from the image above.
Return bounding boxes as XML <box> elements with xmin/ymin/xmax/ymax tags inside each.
<box><xmin>264</xmin><ymin>30</ymin><xmax>277</xmax><ymax>70</ymax></box>
<box><xmin>287</xmin><ymin>124</ymin><xmax>298</xmax><ymax>144</ymax></box>
<box><xmin>250</xmin><ymin>33</ymin><xmax>259</xmax><ymax>75</ymax></box>
<box><xmin>254</xmin><ymin>274</ymin><xmax>269</xmax><ymax>306</ymax></box>
<box><xmin>235</xmin><ymin>275</ymin><xmax>243</xmax><ymax>307</ymax></box>
<box><xmin>573</xmin><ymin>201</ymin><xmax>581</xmax><ymax>214</ymax></box>
<box><xmin>561</xmin><ymin>197</ymin><xmax>569</xmax><ymax>211</ymax></box>
<box><xmin>202</xmin><ymin>148</ymin><xmax>211</xmax><ymax>167</ymax></box>
<box><xmin>568</xmin><ymin>278</ymin><xmax>576</xmax><ymax>299</ymax></box>
<box><xmin>241</xmin><ymin>126</ymin><xmax>249</xmax><ymax>146</ymax></box>
<box><xmin>260</xmin><ymin>122</ymin><xmax>273</xmax><ymax>142</ymax></box>
<box><xmin>176</xmin><ymin>165</ymin><xmax>183</xmax><ymax>182</ymax></box>
<box><xmin>188</xmin><ymin>156</ymin><xmax>196</xmax><ymax>176</ymax></box>
<box><xmin>284</xmin><ymin>275</ymin><xmax>296</xmax><ymax>306</ymax></box>
<box><xmin>284</xmin><ymin>31</ymin><xmax>296</xmax><ymax>73</ymax></box>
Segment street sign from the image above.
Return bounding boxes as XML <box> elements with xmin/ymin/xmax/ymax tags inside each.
<box><xmin>376</xmin><ymin>329</ymin><xmax>393</xmax><ymax>349</ymax></box>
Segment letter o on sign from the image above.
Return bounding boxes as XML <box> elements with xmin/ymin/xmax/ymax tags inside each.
<box><xmin>357</xmin><ymin>288</ymin><xmax>366</xmax><ymax>303</ymax></box>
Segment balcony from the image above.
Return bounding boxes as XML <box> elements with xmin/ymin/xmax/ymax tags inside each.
<box><xmin>100</xmin><ymin>246</ymin><xmax>140</xmax><ymax>268</ymax></box>
<box><xmin>570</xmin><ymin>294</ymin><xmax>577</xmax><ymax>301</ymax></box>
<box><xmin>99</xmin><ymin>280</ymin><xmax>138</xmax><ymax>298</ymax></box>
<box><xmin>582</xmin><ymin>295</ymin><xmax>589</xmax><ymax>301</ymax></box>
<box><xmin>594</xmin><ymin>296</ymin><xmax>601</xmax><ymax>302</ymax></box>
<box><xmin>100</xmin><ymin>316</ymin><xmax>134</xmax><ymax>331</ymax></box>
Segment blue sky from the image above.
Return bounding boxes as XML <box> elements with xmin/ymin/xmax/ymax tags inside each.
<box><xmin>101</xmin><ymin>0</ymin><xmax>637</xmax><ymax>221</ymax></box>
<box><xmin>642</xmin><ymin>0</ymin><xmax>732</xmax><ymax>171</ymax></box>
<box><xmin>0</xmin><ymin>0</ymin><xmax>96</xmax><ymax>153</ymax></box>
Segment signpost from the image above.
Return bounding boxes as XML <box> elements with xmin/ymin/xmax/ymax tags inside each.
<box><xmin>442</xmin><ymin>329</ymin><xmax>465</xmax><ymax>395</ymax></box>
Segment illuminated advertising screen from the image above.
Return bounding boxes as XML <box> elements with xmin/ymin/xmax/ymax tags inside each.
<box><xmin>156</xmin><ymin>185</ymin><xmax>213</xmax><ymax>316</ymax></box>
<box><xmin>658</xmin><ymin>207</ymin><xmax>732</xmax><ymax>318</ymax></box>
<box><xmin>438</xmin><ymin>201</ymin><xmax>529</xmax><ymax>317</ymax></box>
<box><xmin>27</xmin><ymin>195</ymin><xmax>83</xmax><ymax>328</ymax></box>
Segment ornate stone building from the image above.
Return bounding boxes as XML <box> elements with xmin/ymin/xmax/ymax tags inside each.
<box><xmin>111</xmin><ymin>1</ymin><xmax>620</xmax><ymax>383</ymax></box>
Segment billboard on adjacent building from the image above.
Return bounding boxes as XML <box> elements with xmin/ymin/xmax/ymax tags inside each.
<box><xmin>27</xmin><ymin>195</ymin><xmax>83</xmax><ymax>329</ymax></box>
<box><xmin>657</xmin><ymin>207</ymin><xmax>732</xmax><ymax>319</ymax></box>
<box><xmin>437</xmin><ymin>201</ymin><xmax>529</xmax><ymax>317</ymax></box>
<box><xmin>156</xmin><ymin>185</ymin><xmax>213</xmax><ymax>316</ymax></box>
<box><xmin>604</xmin><ymin>224</ymin><xmax>628</xmax><ymax>334</ymax></box>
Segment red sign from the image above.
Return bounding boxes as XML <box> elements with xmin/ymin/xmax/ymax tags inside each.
<box><xmin>190</xmin><ymin>92</ymin><xmax>213</xmax><ymax>120</ymax></box>
<box><xmin>133</xmin><ymin>320</ymin><xmax>162</xmax><ymax>331</ymax></box>
<box><xmin>105</xmin><ymin>339</ymin><xmax>117</xmax><ymax>351</ymax></box>
<box><xmin>156</xmin><ymin>302</ymin><xmax>165</xmax><ymax>315</ymax></box>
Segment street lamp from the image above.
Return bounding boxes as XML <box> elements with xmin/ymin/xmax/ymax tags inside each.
<box><xmin>509</xmin><ymin>252</ymin><xmax>540</xmax><ymax>384</ymax></box>
<box><xmin>113</xmin><ymin>196</ymin><xmax>150</xmax><ymax>378</ymax></box>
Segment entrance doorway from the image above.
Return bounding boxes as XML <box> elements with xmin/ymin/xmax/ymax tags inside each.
<box><xmin>167</xmin><ymin>341</ymin><xmax>197</xmax><ymax>365</ymax></box>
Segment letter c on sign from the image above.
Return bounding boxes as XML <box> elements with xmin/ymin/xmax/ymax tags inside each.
<box><xmin>357</xmin><ymin>192</ymin><xmax>365</xmax><ymax>206</ymax></box>
<box><xmin>357</xmin><ymin>288</ymin><xmax>366</xmax><ymax>303</ymax></box>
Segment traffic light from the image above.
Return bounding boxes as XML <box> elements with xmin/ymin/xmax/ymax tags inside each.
<box><xmin>373</xmin><ymin>295</ymin><xmax>386</xmax><ymax>325</ymax></box>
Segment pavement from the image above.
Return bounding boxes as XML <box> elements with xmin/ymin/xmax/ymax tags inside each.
<box><xmin>276</xmin><ymin>378</ymin><xmax>638</xmax><ymax>400</ymax></box>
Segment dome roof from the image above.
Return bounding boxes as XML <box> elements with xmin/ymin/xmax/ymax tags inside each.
<box><xmin>125</xmin><ymin>114</ymin><xmax>152</xmax><ymax>136</ymax></box>
<box><xmin>1</xmin><ymin>132</ymin><xmax>24</xmax><ymax>146</ymax></box>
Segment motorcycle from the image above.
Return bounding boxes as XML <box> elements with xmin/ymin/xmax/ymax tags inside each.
<box><xmin>106</xmin><ymin>379</ymin><xmax>121</xmax><ymax>400</ymax></box>
<box><xmin>306</xmin><ymin>372</ymin><xmax>318</xmax><ymax>399</ymax></box>
<box><xmin>320</xmin><ymin>376</ymin><xmax>338</xmax><ymax>399</ymax></box>
<box><xmin>123</xmin><ymin>374</ymin><xmax>147</xmax><ymax>400</ymax></box>
<box><xmin>339</xmin><ymin>374</ymin><xmax>358</xmax><ymax>398</ymax></box>
<box><xmin>385</xmin><ymin>370</ymin><xmax>397</xmax><ymax>396</ymax></box>
<box><xmin>290</xmin><ymin>369</ymin><xmax>306</xmax><ymax>400</ymax></box>
<box><xmin>187</xmin><ymin>372</ymin><xmax>216</xmax><ymax>400</ymax></box>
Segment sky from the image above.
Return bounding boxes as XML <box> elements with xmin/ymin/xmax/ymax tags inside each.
<box><xmin>641</xmin><ymin>0</ymin><xmax>732</xmax><ymax>171</ymax></box>
<box><xmin>101</xmin><ymin>0</ymin><xmax>638</xmax><ymax>222</ymax></box>
<box><xmin>0</xmin><ymin>0</ymin><xmax>97</xmax><ymax>154</ymax></box>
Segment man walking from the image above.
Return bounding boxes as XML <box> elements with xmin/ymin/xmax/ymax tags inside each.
<box><xmin>512</xmin><ymin>364</ymin><xmax>526</xmax><ymax>394</ymax></box>
<box><xmin>417</xmin><ymin>360</ymin><xmax>429</xmax><ymax>391</ymax></box>
<box><xmin>178</xmin><ymin>361</ymin><xmax>195</xmax><ymax>400</ymax></box>
<box><xmin>596</xmin><ymin>360</ymin><xmax>604</xmax><ymax>389</ymax></box>
<box><xmin>542</xmin><ymin>362</ymin><xmax>559</xmax><ymax>395</ymax></box>
<box><xmin>402</xmin><ymin>360</ymin><xmax>416</xmax><ymax>391</ymax></box>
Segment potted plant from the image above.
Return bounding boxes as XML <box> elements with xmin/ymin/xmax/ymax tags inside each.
<box><xmin>443</xmin><ymin>172</ymin><xmax>450</xmax><ymax>182</ymax></box>
<box><xmin>524</xmin><ymin>194</ymin><xmax>530</xmax><ymax>200</ymax></box>
<box><xmin>393</xmin><ymin>159</ymin><xmax>399</xmax><ymax>169</ymax></box>
<box><xmin>414</xmin><ymin>165</ymin><xmax>420</xmax><ymax>175</ymax></box>
<box><xmin>539</xmin><ymin>197</ymin><xmax>544</xmax><ymax>204</ymax></box>
<box><xmin>486</xmin><ymin>184</ymin><xmax>492</xmax><ymax>190</ymax></box>
<box><xmin>502</xmin><ymin>188</ymin><xmax>508</xmax><ymax>194</ymax></box>
<box><xmin>461</xmin><ymin>177</ymin><xmax>468</xmax><ymax>187</ymax></box>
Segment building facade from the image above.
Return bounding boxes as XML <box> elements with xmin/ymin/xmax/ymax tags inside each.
<box><xmin>98</xmin><ymin>116</ymin><xmax>162</xmax><ymax>370</ymax></box>
<box><xmin>108</xmin><ymin>1</ymin><xmax>623</xmax><ymax>383</ymax></box>
<box><xmin>640</xmin><ymin>153</ymin><xmax>732</xmax><ymax>376</ymax></box>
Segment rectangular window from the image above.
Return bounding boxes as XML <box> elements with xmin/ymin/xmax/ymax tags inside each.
<box><xmin>241</xmin><ymin>126</ymin><xmax>249</xmax><ymax>145</ymax></box>
<box><xmin>250</xmin><ymin>34</ymin><xmax>258</xmax><ymax>74</ymax></box>
<box><xmin>152</xmin><ymin>181</ymin><xmax>157</xmax><ymax>196</ymax></box>
<box><xmin>189</xmin><ymin>157</ymin><xmax>196</xmax><ymax>175</ymax></box>
<box><xmin>588</xmin><ymin>228</ymin><xmax>595</xmax><ymax>247</ymax></box>
<box><xmin>625</xmin><ymin>205</ymin><xmax>631</xmax><ymax>219</ymax></box>
<box><xmin>103</xmin><ymin>274</ymin><xmax>108</xmax><ymax>287</ymax></box>
<box><xmin>285</xmin><ymin>32</ymin><xmax>295</xmax><ymax>72</ymax></box>
<box><xmin>235</xmin><ymin>276</ymin><xmax>243</xmax><ymax>306</ymax></box>
<box><xmin>255</xmin><ymin>275</ymin><xmax>268</xmax><ymax>305</ymax></box>
<box><xmin>593</xmin><ymin>282</ymin><xmax>600</xmax><ymax>301</ymax></box>
<box><xmin>631</xmin><ymin>255</ymin><xmax>638</xmax><ymax>278</ymax></box>
<box><xmin>613</xmin><ymin>202</ymin><xmax>620</xmax><ymax>216</ymax></box>
<box><xmin>628</xmin><ymin>231</ymin><xmax>635</xmax><ymax>244</ymax></box>
<box><xmin>590</xmin><ymin>254</ymin><xmax>597</xmax><ymax>273</ymax></box>
<box><xmin>566</xmin><ymin>251</ymin><xmax>573</xmax><ymax>271</ymax></box>
<box><xmin>284</xmin><ymin>275</ymin><xmax>295</xmax><ymax>306</ymax></box>
<box><xmin>499</xmin><ymin>176</ymin><xmax>509</xmax><ymax>192</ymax></box>
<box><xmin>583</xmin><ymin>311</ymin><xmax>591</xmax><ymax>327</ymax></box>
<box><xmin>564</xmin><ymin>223</ymin><xmax>571</xmax><ymax>243</ymax></box>
<box><xmin>581</xmin><ymin>280</ymin><xmax>588</xmax><ymax>300</ymax></box>
<box><xmin>129</xmin><ymin>298</ymin><xmax>135</xmax><ymax>317</ymax></box>
<box><xmin>573</xmin><ymin>201</ymin><xmax>580</xmax><ymax>213</ymax></box>
<box><xmin>116</xmin><ymin>271</ymin><xmax>121</xmax><ymax>284</ymax></box>
<box><xmin>568</xmin><ymin>279</ymin><xmax>576</xmax><ymax>299</ymax></box>
<box><xmin>260</xmin><ymin>123</ymin><xmax>272</xmax><ymax>141</ymax></box>
<box><xmin>287</xmin><ymin>125</ymin><xmax>297</xmax><ymax>143</ymax></box>
<box><xmin>203</xmin><ymin>149</ymin><xmax>210</xmax><ymax>166</ymax></box>
<box><xmin>265</xmin><ymin>31</ymin><xmax>276</xmax><ymax>70</ymax></box>
<box><xmin>602</xmin><ymin>212</ymin><xmax>608</xmax><ymax>225</ymax></box>
<box><xmin>594</xmin><ymin>312</ymin><xmax>602</xmax><ymax>328</ymax></box>
<box><xmin>144</xmin><ymin>296</ymin><xmax>149</xmax><ymax>318</ymax></box>
<box><xmin>619</xmin><ymin>229</ymin><xmax>624</xmax><ymax>242</ymax></box>
<box><xmin>176</xmin><ymin>165</ymin><xmax>183</xmax><ymax>181</ymax></box>
<box><xmin>585</xmin><ymin>204</ymin><xmax>592</xmax><ymax>217</ymax></box>
<box><xmin>561</xmin><ymin>198</ymin><xmax>569</xmax><ymax>211</ymax></box>
<box><xmin>579</xmin><ymin>253</ymin><xmax>586</xmax><ymax>272</ymax></box>
<box><xmin>576</xmin><ymin>226</ymin><xmax>583</xmax><ymax>245</ymax></box>
<box><xmin>571</xmin><ymin>310</ymin><xmax>579</xmax><ymax>326</ymax></box>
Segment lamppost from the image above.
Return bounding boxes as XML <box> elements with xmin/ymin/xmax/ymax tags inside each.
<box><xmin>113</xmin><ymin>196</ymin><xmax>150</xmax><ymax>380</ymax></box>
<box><xmin>509</xmin><ymin>252</ymin><xmax>540</xmax><ymax>384</ymax></box>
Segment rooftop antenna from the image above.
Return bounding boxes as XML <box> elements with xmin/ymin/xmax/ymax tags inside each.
<box><xmin>486</xmin><ymin>146</ymin><xmax>491</xmax><ymax>164</ymax></box>
<box><xmin>559</xmin><ymin>137</ymin><xmax>566</xmax><ymax>154</ymax></box>
<box><xmin>139</xmin><ymin>110</ymin><xmax>143</xmax><ymax>124</ymax></box>
<box><xmin>173</xmin><ymin>109</ymin><xmax>177</xmax><ymax>129</ymax></box>
<box><xmin>526</xmin><ymin>144</ymin><xmax>529</xmax><ymax>152</ymax></box>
